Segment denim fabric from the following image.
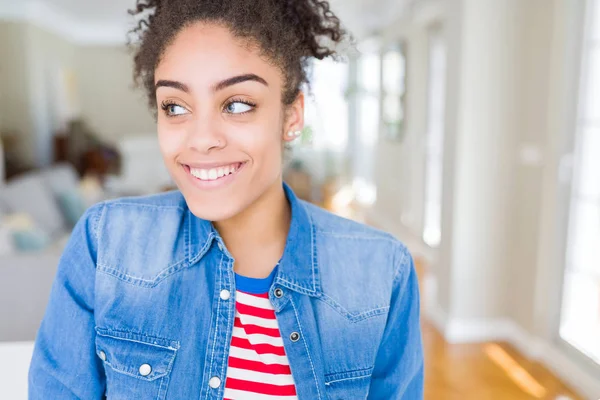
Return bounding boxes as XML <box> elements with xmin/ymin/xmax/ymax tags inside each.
<box><xmin>29</xmin><ymin>184</ymin><xmax>423</xmax><ymax>399</ymax></box>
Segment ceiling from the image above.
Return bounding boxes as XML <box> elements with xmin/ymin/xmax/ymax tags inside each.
<box><xmin>332</xmin><ymin>0</ymin><xmax>412</xmax><ymax>38</ymax></box>
<box><xmin>23</xmin><ymin>0</ymin><xmax>136</xmax><ymax>23</ymax></box>
<box><xmin>0</xmin><ymin>0</ymin><xmax>413</xmax><ymax>43</ymax></box>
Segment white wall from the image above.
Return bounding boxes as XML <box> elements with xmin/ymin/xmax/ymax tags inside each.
<box><xmin>0</xmin><ymin>21</ymin><xmax>156</xmax><ymax>167</ymax></box>
<box><xmin>76</xmin><ymin>46</ymin><xmax>156</xmax><ymax>145</ymax></box>
<box><xmin>507</xmin><ymin>0</ymin><xmax>557</xmax><ymax>337</ymax></box>
<box><xmin>367</xmin><ymin>0</ymin><xmax>600</xmax><ymax>396</ymax></box>
<box><xmin>25</xmin><ymin>23</ymin><xmax>77</xmax><ymax>166</ymax></box>
<box><xmin>370</xmin><ymin>20</ymin><xmax>430</xmax><ymax>248</ymax></box>
<box><xmin>0</xmin><ymin>22</ymin><xmax>35</xmax><ymax>165</ymax></box>
<box><xmin>445</xmin><ymin>0</ymin><xmax>520</xmax><ymax>320</ymax></box>
<box><xmin>530</xmin><ymin>0</ymin><xmax>587</xmax><ymax>347</ymax></box>
<box><xmin>370</xmin><ymin>0</ymin><xmax>560</xmax><ymax>331</ymax></box>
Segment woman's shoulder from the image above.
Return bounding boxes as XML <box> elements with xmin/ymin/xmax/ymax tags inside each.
<box><xmin>300</xmin><ymin>200</ymin><xmax>411</xmax><ymax>269</ymax></box>
<box><xmin>81</xmin><ymin>190</ymin><xmax>188</xmax><ymax>243</ymax></box>
<box><xmin>302</xmin><ymin>202</ymin><xmax>414</xmax><ymax>320</ymax></box>
<box><xmin>82</xmin><ymin>191</ymin><xmax>189</xmax><ymax>274</ymax></box>
<box><xmin>302</xmin><ymin>201</ymin><xmax>403</xmax><ymax>245</ymax></box>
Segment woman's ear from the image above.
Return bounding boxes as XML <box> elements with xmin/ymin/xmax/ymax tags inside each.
<box><xmin>283</xmin><ymin>92</ymin><xmax>305</xmax><ymax>142</ymax></box>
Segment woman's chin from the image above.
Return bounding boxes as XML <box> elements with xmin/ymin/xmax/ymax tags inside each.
<box><xmin>174</xmin><ymin>170</ymin><xmax>248</xmax><ymax>222</ymax></box>
<box><xmin>185</xmin><ymin>197</ymin><xmax>243</xmax><ymax>222</ymax></box>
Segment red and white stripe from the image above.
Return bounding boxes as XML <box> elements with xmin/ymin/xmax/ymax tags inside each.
<box><xmin>224</xmin><ymin>291</ymin><xmax>298</xmax><ymax>400</ymax></box>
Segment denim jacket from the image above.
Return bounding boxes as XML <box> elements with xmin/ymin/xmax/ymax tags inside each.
<box><xmin>29</xmin><ymin>184</ymin><xmax>423</xmax><ymax>399</ymax></box>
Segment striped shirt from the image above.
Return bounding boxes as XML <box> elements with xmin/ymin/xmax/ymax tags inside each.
<box><xmin>224</xmin><ymin>269</ymin><xmax>298</xmax><ymax>400</ymax></box>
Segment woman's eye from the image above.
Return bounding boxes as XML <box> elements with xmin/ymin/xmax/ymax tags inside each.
<box><xmin>225</xmin><ymin>101</ymin><xmax>253</xmax><ymax>114</ymax></box>
<box><xmin>165</xmin><ymin>104</ymin><xmax>188</xmax><ymax>116</ymax></box>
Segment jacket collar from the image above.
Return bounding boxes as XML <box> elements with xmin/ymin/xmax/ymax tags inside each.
<box><xmin>185</xmin><ymin>183</ymin><xmax>321</xmax><ymax>297</ymax></box>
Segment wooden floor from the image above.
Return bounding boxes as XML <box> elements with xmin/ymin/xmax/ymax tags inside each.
<box><xmin>422</xmin><ymin>319</ymin><xmax>584</xmax><ymax>399</ymax></box>
<box><xmin>415</xmin><ymin>259</ymin><xmax>584</xmax><ymax>400</ymax></box>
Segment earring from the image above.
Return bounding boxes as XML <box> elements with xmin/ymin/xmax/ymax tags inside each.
<box><xmin>287</xmin><ymin>130</ymin><xmax>301</xmax><ymax>139</ymax></box>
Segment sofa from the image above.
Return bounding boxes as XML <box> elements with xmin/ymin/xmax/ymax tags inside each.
<box><xmin>0</xmin><ymin>163</ymin><xmax>100</xmax><ymax>342</ymax></box>
<box><xmin>0</xmin><ymin>135</ymin><xmax>174</xmax><ymax>342</ymax></box>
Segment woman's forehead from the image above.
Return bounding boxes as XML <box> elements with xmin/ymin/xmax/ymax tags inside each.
<box><xmin>155</xmin><ymin>23</ymin><xmax>282</xmax><ymax>90</ymax></box>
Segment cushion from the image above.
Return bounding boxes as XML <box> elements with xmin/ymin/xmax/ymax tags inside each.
<box><xmin>0</xmin><ymin>173</ymin><xmax>67</xmax><ymax>239</ymax></box>
<box><xmin>0</xmin><ymin>221</ymin><xmax>15</xmax><ymax>256</ymax></box>
<box><xmin>57</xmin><ymin>189</ymin><xmax>87</xmax><ymax>227</ymax></box>
<box><xmin>79</xmin><ymin>174</ymin><xmax>105</xmax><ymax>207</ymax></box>
<box><xmin>12</xmin><ymin>228</ymin><xmax>50</xmax><ymax>252</ymax></box>
<box><xmin>117</xmin><ymin>135</ymin><xmax>173</xmax><ymax>195</ymax></box>
<box><xmin>2</xmin><ymin>213</ymin><xmax>50</xmax><ymax>252</ymax></box>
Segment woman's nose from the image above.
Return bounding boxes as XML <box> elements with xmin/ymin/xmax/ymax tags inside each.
<box><xmin>186</xmin><ymin>114</ymin><xmax>227</xmax><ymax>153</ymax></box>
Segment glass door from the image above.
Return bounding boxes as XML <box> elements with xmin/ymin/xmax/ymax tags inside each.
<box><xmin>559</xmin><ymin>0</ymin><xmax>600</xmax><ymax>366</ymax></box>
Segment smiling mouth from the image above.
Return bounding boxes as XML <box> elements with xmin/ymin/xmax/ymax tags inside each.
<box><xmin>184</xmin><ymin>162</ymin><xmax>246</xmax><ymax>181</ymax></box>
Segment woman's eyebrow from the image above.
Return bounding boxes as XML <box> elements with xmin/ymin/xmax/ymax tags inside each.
<box><xmin>213</xmin><ymin>74</ymin><xmax>269</xmax><ymax>91</ymax></box>
<box><xmin>155</xmin><ymin>74</ymin><xmax>268</xmax><ymax>93</ymax></box>
<box><xmin>155</xmin><ymin>80</ymin><xmax>189</xmax><ymax>93</ymax></box>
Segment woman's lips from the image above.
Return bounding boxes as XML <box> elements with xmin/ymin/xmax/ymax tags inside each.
<box><xmin>187</xmin><ymin>162</ymin><xmax>243</xmax><ymax>181</ymax></box>
<box><xmin>182</xmin><ymin>162</ymin><xmax>246</xmax><ymax>189</ymax></box>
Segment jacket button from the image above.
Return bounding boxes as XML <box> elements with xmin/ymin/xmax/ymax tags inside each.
<box><xmin>290</xmin><ymin>332</ymin><xmax>300</xmax><ymax>342</ymax></box>
<box><xmin>274</xmin><ymin>288</ymin><xmax>284</xmax><ymax>298</ymax></box>
<box><xmin>209</xmin><ymin>376</ymin><xmax>221</xmax><ymax>388</ymax></box>
<box><xmin>220</xmin><ymin>289</ymin><xmax>231</xmax><ymax>300</ymax></box>
<box><xmin>98</xmin><ymin>351</ymin><xmax>106</xmax><ymax>361</ymax></box>
<box><xmin>139</xmin><ymin>364</ymin><xmax>152</xmax><ymax>376</ymax></box>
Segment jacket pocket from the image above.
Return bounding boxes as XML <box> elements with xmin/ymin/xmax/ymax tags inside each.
<box><xmin>324</xmin><ymin>368</ymin><xmax>372</xmax><ymax>400</ymax></box>
<box><xmin>319</xmin><ymin>293</ymin><xmax>390</xmax><ymax>323</ymax></box>
<box><xmin>95</xmin><ymin>328</ymin><xmax>179</xmax><ymax>400</ymax></box>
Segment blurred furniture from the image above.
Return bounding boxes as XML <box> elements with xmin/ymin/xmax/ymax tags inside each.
<box><xmin>284</xmin><ymin>160</ymin><xmax>313</xmax><ymax>202</ymax></box>
<box><xmin>0</xmin><ymin>132</ymin><xmax>173</xmax><ymax>342</ymax></box>
<box><xmin>321</xmin><ymin>177</ymin><xmax>342</xmax><ymax>211</ymax></box>
<box><xmin>0</xmin><ymin>137</ymin><xmax>4</xmax><ymax>182</ymax></box>
<box><xmin>1</xmin><ymin>131</ymin><xmax>34</xmax><ymax>180</ymax></box>
<box><xmin>0</xmin><ymin>341</ymin><xmax>34</xmax><ymax>399</ymax></box>
<box><xmin>53</xmin><ymin>119</ymin><xmax>121</xmax><ymax>180</ymax></box>
<box><xmin>104</xmin><ymin>135</ymin><xmax>174</xmax><ymax>196</ymax></box>
<box><xmin>0</xmin><ymin>163</ymin><xmax>106</xmax><ymax>342</ymax></box>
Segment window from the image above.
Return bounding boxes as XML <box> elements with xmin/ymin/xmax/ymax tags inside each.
<box><xmin>381</xmin><ymin>44</ymin><xmax>407</xmax><ymax>142</ymax></box>
<box><xmin>303</xmin><ymin>59</ymin><xmax>349</xmax><ymax>151</ymax></box>
<box><xmin>350</xmin><ymin>46</ymin><xmax>381</xmax><ymax>206</ymax></box>
<box><xmin>423</xmin><ymin>30</ymin><xmax>447</xmax><ymax>248</ymax></box>
<box><xmin>559</xmin><ymin>0</ymin><xmax>600</xmax><ymax>365</ymax></box>
<box><xmin>357</xmin><ymin>50</ymin><xmax>381</xmax><ymax>148</ymax></box>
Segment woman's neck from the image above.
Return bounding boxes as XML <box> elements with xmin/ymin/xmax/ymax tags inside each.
<box><xmin>213</xmin><ymin>181</ymin><xmax>291</xmax><ymax>278</ymax></box>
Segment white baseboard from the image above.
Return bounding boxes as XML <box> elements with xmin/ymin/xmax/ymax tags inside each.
<box><xmin>539</xmin><ymin>344</ymin><xmax>600</xmax><ymax>400</ymax></box>
<box><xmin>425</xmin><ymin>302</ymin><xmax>447</xmax><ymax>334</ymax></box>
<box><xmin>444</xmin><ymin>317</ymin><xmax>517</xmax><ymax>344</ymax></box>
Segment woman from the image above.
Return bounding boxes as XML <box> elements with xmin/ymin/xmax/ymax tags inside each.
<box><xmin>29</xmin><ymin>0</ymin><xmax>423</xmax><ymax>398</ymax></box>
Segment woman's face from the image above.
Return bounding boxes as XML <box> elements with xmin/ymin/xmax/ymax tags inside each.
<box><xmin>155</xmin><ymin>22</ymin><xmax>303</xmax><ymax>221</ymax></box>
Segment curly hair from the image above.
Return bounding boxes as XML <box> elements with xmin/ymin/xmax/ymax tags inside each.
<box><xmin>128</xmin><ymin>0</ymin><xmax>348</xmax><ymax>111</ymax></box>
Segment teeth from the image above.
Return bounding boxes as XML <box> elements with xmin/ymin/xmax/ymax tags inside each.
<box><xmin>190</xmin><ymin>163</ymin><xmax>240</xmax><ymax>181</ymax></box>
